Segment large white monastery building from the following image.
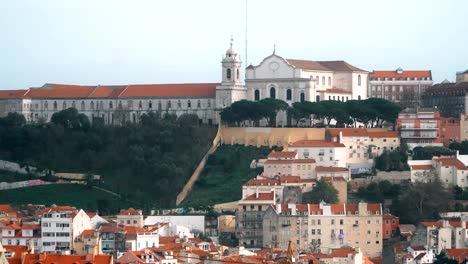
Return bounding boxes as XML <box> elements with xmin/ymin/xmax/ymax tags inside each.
<box><xmin>0</xmin><ymin>42</ymin><xmax>368</xmax><ymax>125</ymax></box>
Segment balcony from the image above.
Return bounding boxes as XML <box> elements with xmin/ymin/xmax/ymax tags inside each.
<box><xmin>400</xmin><ymin>126</ymin><xmax>438</xmax><ymax>130</ymax></box>
<box><xmin>401</xmin><ymin>134</ymin><xmax>438</xmax><ymax>139</ymax></box>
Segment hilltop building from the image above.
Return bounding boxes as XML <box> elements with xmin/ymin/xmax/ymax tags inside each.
<box><xmin>369</xmin><ymin>68</ymin><xmax>432</xmax><ymax>108</ymax></box>
<box><xmin>0</xmin><ymin>42</ymin><xmax>368</xmax><ymax>125</ymax></box>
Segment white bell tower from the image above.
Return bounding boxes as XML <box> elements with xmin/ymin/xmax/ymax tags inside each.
<box><xmin>215</xmin><ymin>37</ymin><xmax>247</xmax><ymax>109</ymax></box>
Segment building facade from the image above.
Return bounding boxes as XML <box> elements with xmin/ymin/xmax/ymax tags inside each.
<box><xmin>369</xmin><ymin>68</ymin><xmax>432</xmax><ymax>108</ymax></box>
<box><xmin>262</xmin><ymin>201</ymin><xmax>383</xmax><ymax>258</ymax></box>
<box><xmin>422</xmin><ymin>70</ymin><xmax>468</xmax><ymax>118</ymax></box>
<box><xmin>0</xmin><ymin>43</ymin><xmax>369</xmax><ymax>125</ymax></box>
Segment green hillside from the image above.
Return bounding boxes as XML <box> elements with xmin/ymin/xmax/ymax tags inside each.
<box><xmin>180</xmin><ymin>144</ymin><xmax>280</xmax><ymax>208</ymax></box>
<box><xmin>0</xmin><ymin>184</ymin><xmax>130</xmax><ymax>215</ymax></box>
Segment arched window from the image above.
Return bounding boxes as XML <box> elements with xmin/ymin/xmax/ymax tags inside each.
<box><xmin>207</xmin><ymin>100</ymin><xmax>211</xmax><ymax>107</ymax></box>
<box><xmin>177</xmin><ymin>100</ymin><xmax>181</xmax><ymax>108</ymax></box>
<box><xmin>316</xmin><ymin>76</ymin><xmax>319</xmax><ymax>84</ymax></box>
<box><xmin>197</xmin><ymin>100</ymin><xmax>201</xmax><ymax>108</ymax></box>
<box><xmin>167</xmin><ymin>101</ymin><xmax>172</xmax><ymax>109</ymax></box>
<box><xmin>187</xmin><ymin>100</ymin><xmax>191</xmax><ymax>108</ymax></box>
<box><xmin>158</xmin><ymin>101</ymin><xmax>162</xmax><ymax>110</ymax></box>
<box><xmin>254</xmin><ymin>90</ymin><xmax>260</xmax><ymax>101</ymax></box>
<box><xmin>44</xmin><ymin>101</ymin><xmax>48</xmax><ymax>110</ymax></box>
<box><xmin>227</xmin><ymin>69</ymin><xmax>231</xmax><ymax>80</ymax></box>
<box><xmin>90</xmin><ymin>101</ymin><xmax>94</xmax><ymax>110</ymax></box>
<box><xmin>81</xmin><ymin>101</ymin><xmax>85</xmax><ymax>110</ymax></box>
<box><xmin>148</xmin><ymin>101</ymin><xmax>152</xmax><ymax>109</ymax></box>
<box><xmin>358</xmin><ymin>75</ymin><xmax>362</xmax><ymax>86</ymax></box>
<box><xmin>286</xmin><ymin>89</ymin><xmax>292</xmax><ymax>101</ymax></box>
<box><xmin>358</xmin><ymin>95</ymin><xmax>361</xmax><ymax>100</ymax></box>
<box><xmin>237</xmin><ymin>69</ymin><xmax>240</xmax><ymax>80</ymax></box>
<box><xmin>62</xmin><ymin>101</ymin><xmax>67</xmax><ymax>110</ymax></box>
<box><xmin>270</xmin><ymin>87</ymin><xmax>276</xmax><ymax>99</ymax></box>
<box><xmin>109</xmin><ymin>101</ymin><xmax>113</xmax><ymax>109</ymax></box>
<box><xmin>300</xmin><ymin>92</ymin><xmax>305</xmax><ymax>102</ymax></box>
<box><xmin>322</xmin><ymin>76</ymin><xmax>325</xmax><ymax>85</ymax></box>
<box><xmin>72</xmin><ymin>101</ymin><xmax>76</xmax><ymax>108</ymax></box>
<box><xmin>139</xmin><ymin>101</ymin><xmax>143</xmax><ymax>109</ymax></box>
<box><xmin>117</xmin><ymin>101</ymin><xmax>121</xmax><ymax>109</ymax></box>
<box><xmin>316</xmin><ymin>95</ymin><xmax>320</xmax><ymax>102</ymax></box>
<box><xmin>328</xmin><ymin>77</ymin><xmax>331</xmax><ymax>86</ymax></box>
<box><xmin>53</xmin><ymin>101</ymin><xmax>57</xmax><ymax>110</ymax></box>
<box><xmin>342</xmin><ymin>96</ymin><xmax>344</xmax><ymax>101</ymax></box>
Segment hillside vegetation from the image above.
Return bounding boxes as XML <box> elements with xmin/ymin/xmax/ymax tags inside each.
<box><xmin>0</xmin><ymin>110</ymin><xmax>216</xmax><ymax>211</ymax></box>
<box><xmin>181</xmin><ymin>144</ymin><xmax>279</xmax><ymax>208</ymax></box>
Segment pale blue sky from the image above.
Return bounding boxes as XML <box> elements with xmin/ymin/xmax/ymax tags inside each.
<box><xmin>1</xmin><ymin>0</ymin><xmax>467</xmax><ymax>90</ymax></box>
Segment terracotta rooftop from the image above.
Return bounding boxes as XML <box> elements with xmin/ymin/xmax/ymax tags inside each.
<box><xmin>288</xmin><ymin>140</ymin><xmax>345</xmax><ymax>148</ymax></box>
<box><xmin>434</xmin><ymin>158</ymin><xmax>468</xmax><ymax>170</ymax></box>
<box><xmin>370</xmin><ymin>70</ymin><xmax>432</xmax><ymax>80</ymax></box>
<box><xmin>267</xmin><ymin>150</ymin><xmax>297</xmax><ymax>159</ymax></box>
<box><xmin>329</xmin><ymin>128</ymin><xmax>368</xmax><ymax>137</ymax></box>
<box><xmin>322</xmin><ymin>176</ymin><xmax>347</xmax><ymax>182</ymax></box>
<box><xmin>0</xmin><ymin>90</ymin><xmax>28</xmax><ymax>99</ymax></box>
<box><xmin>410</xmin><ymin>165</ymin><xmax>434</xmax><ymax>170</ymax></box>
<box><xmin>119</xmin><ymin>208</ymin><xmax>142</xmax><ymax>215</ymax></box>
<box><xmin>241</xmin><ymin>192</ymin><xmax>275</xmax><ymax>202</ymax></box>
<box><xmin>244</xmin><ymin>178</ymin><xmax>280</xmax><ymax>186</ymax></box>
<box><xmin>447</xmin><ymin>248</ymin><xmax>468</xmax><ymax>263</ymax></box>
<box><xmin>22</xmin><ymin>253</ymin><xmax>113</xmax><ymax>264</ymax></box>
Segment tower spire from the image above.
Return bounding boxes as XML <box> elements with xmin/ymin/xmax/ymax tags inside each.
<box><xmin>273</xmin><ymin>44</ymin><xmax>276</xmax><ymax>54</ymax></box>
<box><xmin>230</xmin><ymin>35</ymin><xmax>233</xmax><ymax>48</ymax></box>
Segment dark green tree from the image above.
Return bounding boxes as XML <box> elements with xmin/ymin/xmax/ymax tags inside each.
<box><xmin>303</xmin><ymin>178</ymin><xmax>338</xmax><ymax>204</ymax></box>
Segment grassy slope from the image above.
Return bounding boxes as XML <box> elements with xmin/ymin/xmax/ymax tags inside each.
<box><xmin>180</xmin><ymin>144</ymin><xmax>278</xmax><ymax>208</ymax></box>
<box><xmin>0</xmin><ymin>184</ymin><xmax>130</xmax><ymax>212</ymax></box>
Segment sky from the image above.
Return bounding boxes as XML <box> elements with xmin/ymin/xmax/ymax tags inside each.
<box><xmin>1</xmin><ymin>0</ymin><xmax>467</xmax><ymax>90</ymax></box>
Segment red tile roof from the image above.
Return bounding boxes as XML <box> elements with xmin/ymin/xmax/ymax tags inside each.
<box><xmin>267</xmin><ymin>151</ymin><xmax>297</xmax><ymax>158</ymax></box>
<box><xmin>242</xmin><ymin>192</ymin><xmax>275</xmax><ymax>201</ymax></box>
<box><xmin>316</xmin><ymin>166</ymin><xmax>348</xmax><ymax>172</ymax></box>
<box><xmin>244</xmin><ymin>179</ymin><xmax>280</xmax><ymax>186</ymax></box>
<box><xmin>79</xmin><ymin>229</ymin><xmax>97</xmax><ymax>237</ymax></box>
<box><xmin>367</xmin><ymin>131</ymin><xmax>400</xmax><ymax>138</ymax></box>
<box><xmin>25</xmin><ymin>84</ymin><xmax>96</xmax><ymax>98</ymax></box>
<box><xmin>3</xmin><ymin>245</ymin><xmax>29</xmax><ymax>264</ymax></box>
<box><xmin>120</xmin><ymin>83</ymin><xmax>218</xmax><ymax>98</ymax></box>
<box><xmin>123</xmin><ymin>226</ymin><xmax>146</xmax><ymax>234</ymax></box>
<box><xmin>22</xmin><ymin>253</ymin><xmax>113</xmax><ymax>264</ymax></box>
<box><xmin>322</xmin><ymin>176</ymin><xmax>347</xmax><ymax>182</ymax></box>
<box><xmin>288</xmin><ymin>140</ymin><xmax>345</xmax><ymax>148</ymax></box>
<box><xmin>447</xmin><ymin>248</ymin><xmax>468</xmax><ymax>263</ymax></box>
<box><xmin>410</xmin><ymin>165</ymin><xmax>434</xmax><ymax>170</ymax></box>
<box><xmin>370</xmin><ymin>70</ymin><xmax>431</xmax><ymax>80</ymax></box>
<box><xmin>119</xmin><ymin>208</ymin><xmax>142</xmax><ymax>215</ymax></box>
<box><xmin>88</xmin><ymin>85</ymin><xmax>127</xmax><ymax>98</ymax></box>
<box><xmin>421</xmin><ymin>220</ymin><xmax>461</xmax><ymax>228</ymax></box>
<box><xmin>279</xmin><ymin>176</ymin><xmax>302</xmax><ymax>184</ymax></box>
<box><xmin>434</xmin><ymin>158</ymin><xmax>468</xmax><ymax>170</ymax></box>
<box><xmin>0</xmin><ymin>90</ymin><xmax>28</xmax><ymax>99</ymax></box>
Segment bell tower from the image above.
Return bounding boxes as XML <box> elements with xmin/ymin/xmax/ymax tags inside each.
<box><xmin>215</xmin><ymin>37</ymin><xmax>246</xmax><ymax>110</ymax></box>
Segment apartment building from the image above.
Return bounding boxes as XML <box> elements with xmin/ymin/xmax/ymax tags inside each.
<box><xmin>117</xmin><ymin>208</ymin><xmax>144</xmax><ymax>228</ymax></box>
<box><xmin>369</xmin><ymin>68</ymin><xmax>432</xmax><ymax>108</ymax></box>
<box><xmin>328</xmin><ymin>128</ymin><xmax>400</xmax><ymax>172</ymax></box>
<box><xmin>99</xmin><ymin>225</ymin><xmax>126</xmax><ymax>256</ymax></box>
<box><xmin>396</xmin><ymin>108</ymin><xmax>444</xmax><ymax>149</ymax></box>
<box><xmin>263</xmin><ymin>151</ymin><xmax>316</xmax><ymax>178</ymax></box>
<box><xmin>124</xmin><ymin>226</ymin><xmax>159</xmax><ymax>251</ymax></box>
<box><xmin>236</xmin><ymin>191</ymin><xmax>277</xmax><ymax>248</ymax></box>
<box><xmin>287</xmin><ymin>140</ymin><xmax>347</xmax><ymax>167</ymax></box>
<box><xmin>262</xmin><ymin>201</ymin><xmax>383</xmax><ymax>258</ymax></box>
<box><xmin>408</xmin><ymin>153</ymin><xmax>468</xmax><ymax>187</ymax></box>
<box><xmin>39</xmin><ymin>206</ymin><xmax>91</xmax><ymax>253</ymax></box>
<box><xmin>73</xmin><ymin>229</ymin><xmax>102</xmax><ymax>255</ymax></box>
<box><xmin>383</xmin><ymin>214</ymin><xmax>400</xmax><ymax>240</ymax></box>
<box><xmin>1</xmin><ymin>223</ymin><xmax>41</xmax><ymax>250</ymax></box>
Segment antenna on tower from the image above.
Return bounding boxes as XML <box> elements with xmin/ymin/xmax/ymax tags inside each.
<box><xmin>245</xmin><ymin>0</ymin><xmax>248</xmax><ymax>65</ymax></box>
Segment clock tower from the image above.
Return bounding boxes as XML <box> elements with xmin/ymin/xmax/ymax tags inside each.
<box><xmin>215</xmin><ymin>37</ymin><xmax>247</xmax><ymax>110</ymax></box>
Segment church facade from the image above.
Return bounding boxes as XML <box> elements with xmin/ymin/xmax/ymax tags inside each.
<box><xmin>0</xmin><ymin>42</ymin><xmax>368</xmax><ymax>125</ymax></box>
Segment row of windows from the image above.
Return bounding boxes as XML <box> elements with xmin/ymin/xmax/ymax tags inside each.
<box><xmin>312</xmin><ymin>75</ymin><xmax>362</xmax><ymax>86</ymax></box>
<box><xmin>254</xmin><ymin>88</ymin><xmax>305</xmax><ymax>102</ymax></box>
<box><xmin>370</xmin><ymin>76</ymin><xmax>431</xmax><ymax>81</ymax></box>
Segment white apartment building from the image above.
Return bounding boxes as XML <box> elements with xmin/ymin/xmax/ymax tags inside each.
<box><xmin>263</xmin><ymin>151</ymin><xmax>317</xmax><ymax>178</ymax></box>
<box><xmin>408</xmin><ymin>152</ymin><xmax>468</xmax><ymax>187</ymax></box>
<box><xmin>40</xmin><ymin>206</ymin><xmax>91</xmax><ymax>253</ymax></box>
<box><xmin>1</xmin><ymin>223</ymin><xmax>41</xmax><ymax>251</ymax></box>
<box><xmin>124</xmin><ymin>227</ymin><xmax>159</xmax><ymax>251</ymax></box>
<box><xmin>287</xmin><ymin>140</ymin><xmax>347</xmax><ymax>167</ymax></box>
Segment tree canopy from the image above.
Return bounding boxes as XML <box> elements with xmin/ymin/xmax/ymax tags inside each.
<box><xmin>302</xmin><ymin>178</ymin><xmax>338</xmax><ymax>204</ymax></box>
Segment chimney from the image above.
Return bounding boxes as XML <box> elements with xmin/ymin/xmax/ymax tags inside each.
<box><xmin>276</xmin><ymin>204</ymin><xmax>282</xmax><ymax>214</ymax></box>
<box><xmin>288</xmin><ymin>204</ymin><xmax>296</xmax><ymax>216</ymax></box>
<box><xmin>256</xmin><ymin>188</ymin><xmax>259</xmax><ymax>199</ymax></box>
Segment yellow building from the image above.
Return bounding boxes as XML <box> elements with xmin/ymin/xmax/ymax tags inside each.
<box><xmin>73</xmin><ymin>229</ymin><xmax>102</xmax><ymax>255</ymax></box>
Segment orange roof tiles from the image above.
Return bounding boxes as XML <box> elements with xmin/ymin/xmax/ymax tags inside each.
<box><xmin>25</xmin><ymin>83</ymin><xmax>96</xmax><ymax>98</ymax></box>
<box><xmin>0</xmin><ymin>90</ymin><xmax>28</xmax><ymax>99</ymax></box>
<box><xmin>267</xmin><ymin>150</ymin><xmax>297</xmax><ymax>158</ymax></box>
<box><xmin>421</xmin><ymin>220</ymin><xmax>461</xmax><ymax>228</ymax></box>
<box><xmin>367</xmin><ymin>131</ymin><xmax>400</xmax><ymax>138</ymax></box>
<box><xmin>123</xmin><ymin>226</ymin><xmax>146</xmax><ymax>234</ymax></box>
<box><xmin>22</xmin><ymin>253</ymin><xmax>113</xmax><ymax>264</ymax></box>
<box><xmin>279</xmin><ymin>176</ymin><xmax>301</xmax><ymax>184</ymax></box>
<box><xmin>89</xmin><ymin>85</ymin><xmax>127</xmax><ymax>98</ymax></box>
<box><xmin>3</xmin><ymin>245</ymin><xmax>29</xmax><ymax>264</ymax></box>
<box><xmin>447</xmin><ymin>248</ymin><xmax>468</xmax><ymax>263</ymax></box>
<box><xmin>288</xmin><ymin>140</ymin><xmax>345</xmax><ymax>148</ymax></box>
<box><xmin>322</xmin><ymin>176</ymin><xmax>347</xmax><ymax>182</ymax></box>
<box><xmin>410</xmin><ymin>165</ymin><xmax>434</xmax><ymax>170</ymax></box>
<box><xmin>120</xmin><ymin>83</ymin><xmax>218</xmax><ymax>98</ymax></box>
<box><xmin>434</xmin><ymin>158</ymin><xmax>468</xmax><ymax>170</ymax></box>
<box><xmin>370</xmin><ymin>70</ymin><xmax>431</xmax><ymax>79</ymax></box>
<box><xmin>329</xmin><ymin>128</ymin><xmax>368</xmax><ymax>137</ymax></box>
<box><xmin>329</xmin><ymin>248</ymin><xmax>357</xmax><ymax>258</ymax></box>
<box><xmin>244</xmin><ymin>179</ymin><xmax>280</xmax><ymax>186</ymax></box>
<box><xmin>316</xmin><ymin>166</ymin><xmax>348</xmax><ymax>172</ymax></box>
<box><xmin>242</xmin><ymin>192</ymin><xmax>275</xmax><ymax>201</ymax></box>
<box><xmin>79</xmin><ymin>229</ymin><xmax>96</xmax><ymax>237</ymax></box>
<box><xmin>119</xmin><ymin>208</ymin><xmax>142</xmax><ymax>215</ymax></box>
